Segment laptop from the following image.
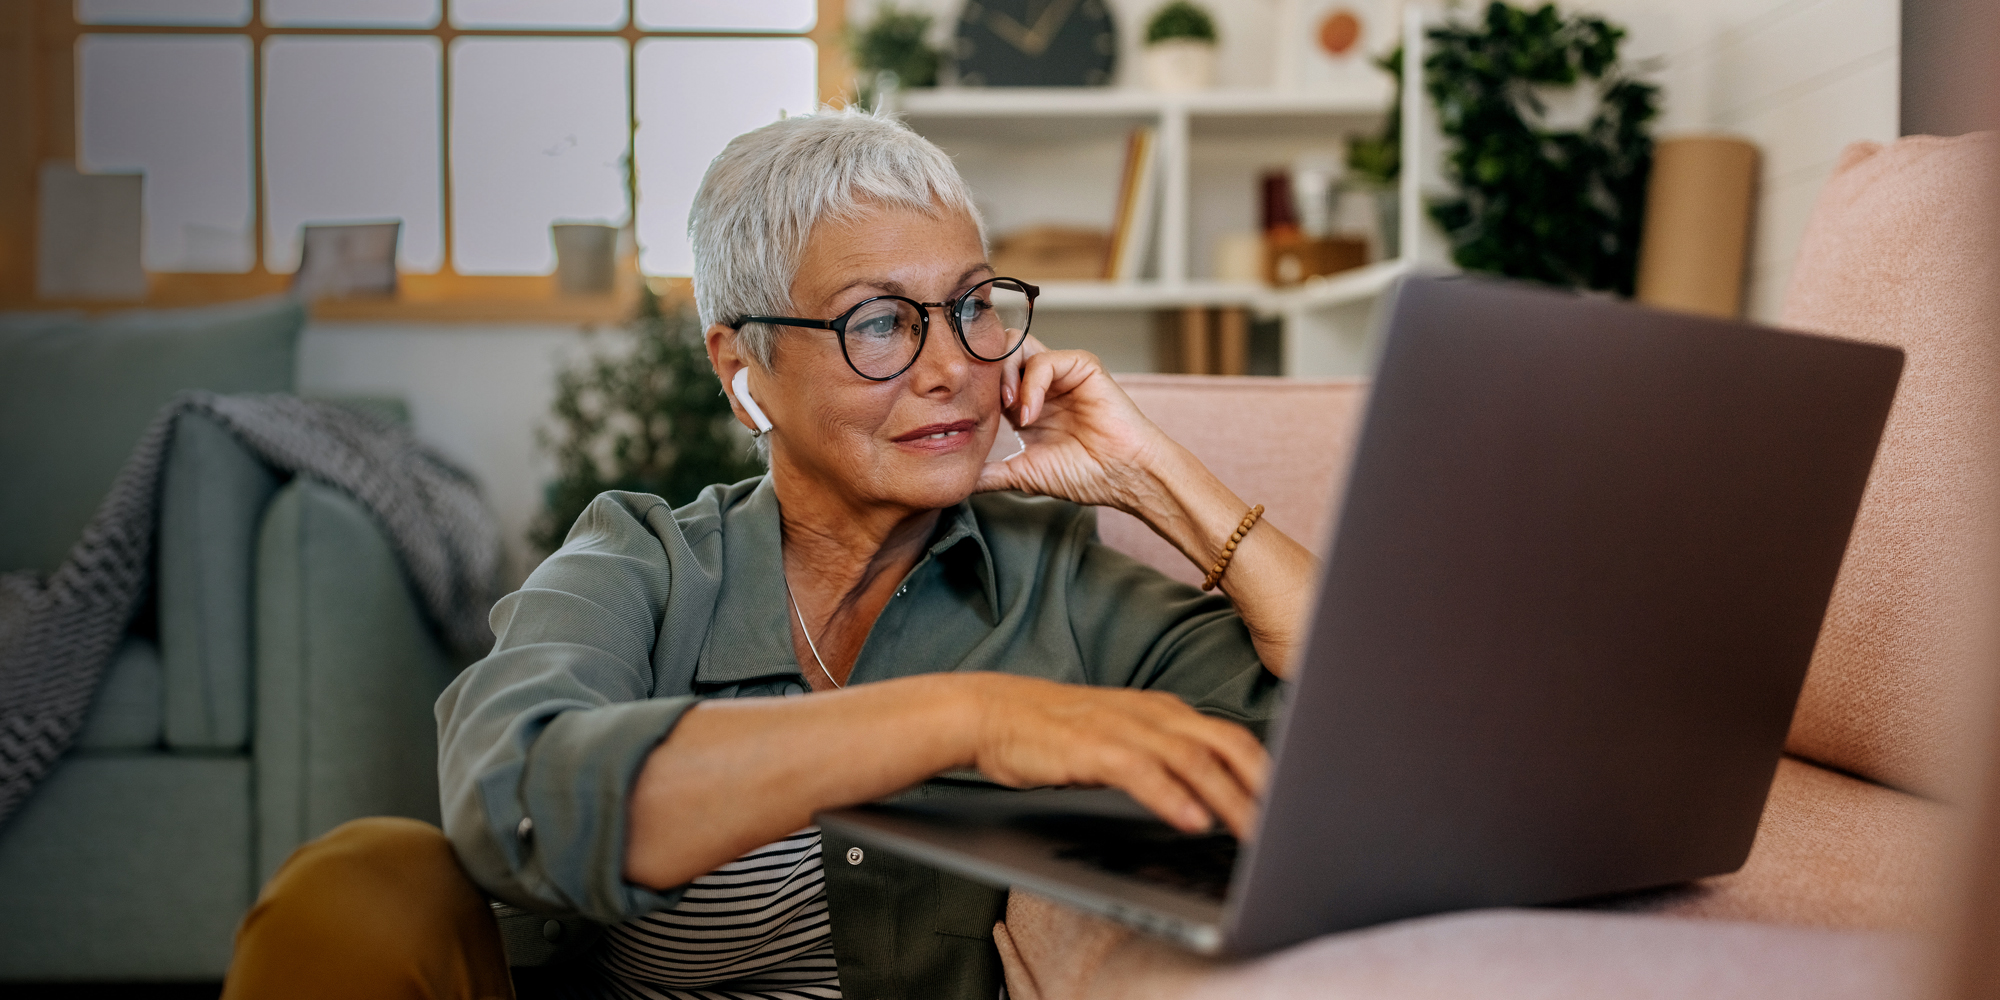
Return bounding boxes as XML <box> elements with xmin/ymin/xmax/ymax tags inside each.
<box><xmin>816</xmin><ymin>273</ymin><xmax>1905</xmax><ymax>958</ymax></box>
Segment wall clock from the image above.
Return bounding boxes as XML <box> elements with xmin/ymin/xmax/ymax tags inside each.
<box><xmin>953</xmin><ymin>0</ymin><xmax>1118</xmax><ymax>87</ymax></box>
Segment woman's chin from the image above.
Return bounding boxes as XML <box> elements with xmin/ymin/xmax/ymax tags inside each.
<box><xmin>875</xmin><ymin>455</ymin><xmax>985</xmax><ymax>511</ymax></box>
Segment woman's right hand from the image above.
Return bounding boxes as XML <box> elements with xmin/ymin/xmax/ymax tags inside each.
<box><xmin>957</xmin><ymin>673</ymin><xmax>1270</xmax><ymax>839</ymax></box>
<box><xmin>628</xmin><ymin>672</ymin><xmax>1269</xmax><ymax>890</ymax></box>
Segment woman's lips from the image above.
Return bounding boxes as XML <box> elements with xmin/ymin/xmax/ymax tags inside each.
<box><xmin>892</xmin><ymin>419</ymin><xmax>980</xmax><ymax>450</ymax></box>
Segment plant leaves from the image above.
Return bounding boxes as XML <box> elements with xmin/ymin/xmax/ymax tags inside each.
<box><xmin>1423</xmin><ymin>1</ymin><xmax>1659</xmax><ymax>296</ymax></box>
<box><xmin>530</xmin><ymin>288</ymin><xmax>765</xmax><ymax>553</ymax></box>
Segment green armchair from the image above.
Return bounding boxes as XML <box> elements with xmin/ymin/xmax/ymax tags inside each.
<box><xmin>0</xmin><ymin>299</ymin><xmax>459</xmax><ymax>980</ymax></box>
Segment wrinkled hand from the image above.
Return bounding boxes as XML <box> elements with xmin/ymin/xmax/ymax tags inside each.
<box><xmin>977</xmin><ymin>335</ymin><xmax>1173</xmax><ymax>515</ymax></box>
<box><xmin>963</xmin><ymin>673</ymin><xmax>1269</xmax><ymax>838</ymax></box>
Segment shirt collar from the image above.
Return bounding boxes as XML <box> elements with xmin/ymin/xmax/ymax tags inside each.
<box><xmin>927</xmin><ymin>498</ymin><xmax>1000</xmax><ymax>621</ymax></box>
<box><xmin>693</xmin><ymin>475</ymin><xmax>1000</xmax><ymax>687</ymax></box>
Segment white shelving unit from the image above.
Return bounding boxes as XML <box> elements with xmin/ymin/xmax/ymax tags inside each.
<box><xmin>891</xmin><ymin>9</ymin><xmax>1443</xmax><ymax>377</ymax></box>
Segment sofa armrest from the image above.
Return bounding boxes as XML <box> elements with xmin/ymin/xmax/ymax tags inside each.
<box><xmin>253</xmin><ymin>477</ymin><xmax>459</xmax><ymax>886</ymax></box>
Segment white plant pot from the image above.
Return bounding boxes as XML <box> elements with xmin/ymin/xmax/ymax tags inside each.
<box><xmin>1144</xmin><ymin>39</ymin><xmax>1217</xmax><ymax>93</ymax></box>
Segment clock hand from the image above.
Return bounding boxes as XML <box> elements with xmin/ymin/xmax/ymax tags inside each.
<box><xmin>1022</xmin><ymin>0</ymin><xmax>1081</xmax><ymax>56</ymax></box>
<box><xmin>983</xmin><ymin>10</ymin><xmax>1041</xmax><ymax>54</ymax></box>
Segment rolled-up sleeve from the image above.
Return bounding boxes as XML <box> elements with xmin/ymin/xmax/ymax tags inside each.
<box><xmin>1060</xmin><ymin>507</ymin><xmax>1286</xmax><ymax>738</ymax></box>
<box><xmin>436</xmin><ymin>492</ymin><xmax>696</xmax><ymax>922</ymax></box>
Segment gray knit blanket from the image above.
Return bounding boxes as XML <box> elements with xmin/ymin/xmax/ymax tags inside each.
<box><xmin>0</xmin><ymin>392</ymin><xmax>502</xmax><ymax>825</ymax></box>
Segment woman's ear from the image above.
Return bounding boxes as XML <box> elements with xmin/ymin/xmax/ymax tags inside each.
<box><xmin>707</xmin><ymin>324</ymin><xmax>768</xmax><ymax>436</ymax></box>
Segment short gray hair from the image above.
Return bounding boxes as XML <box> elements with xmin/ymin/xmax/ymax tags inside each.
<box><xmin>689</xmin><ymin>106</ymin><xmax>985</xmax><ymax>370</ymax></box>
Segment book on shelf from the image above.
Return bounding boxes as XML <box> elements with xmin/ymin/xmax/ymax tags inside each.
<box><xmin>1104</xmin><ymin>126</ymin><xmax>1159</xmax><ymax>281</ymax></box>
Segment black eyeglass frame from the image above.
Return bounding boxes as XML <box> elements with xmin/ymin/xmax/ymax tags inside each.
<box><xmin>729</xmin><ymin>276</ymin><xmax>1041</xmax><ymax>382</ymax></box>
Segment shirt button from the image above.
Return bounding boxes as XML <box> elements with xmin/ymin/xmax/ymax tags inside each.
<box><xmin>516</xmin><ymin>816</ymin><xmax>534</xmax><ymax>843</ymax></box>
<box><xmin>895</xmin><ymin>586</ymin><xmax>907</xmax><ymax>598</ymax></box>
<box><xmin>846</xmin><ymin>846</ymin><xmax>865</xmax><ymax>865</ymax></box>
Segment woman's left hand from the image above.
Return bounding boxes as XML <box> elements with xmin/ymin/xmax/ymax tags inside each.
<box><xmin>975</xmin><ymin>335</ymin><xmax>1174</xmax><ymax>515</ymax></box>
<box><xmin>979</xmin><ymin>333</ymin><xmax>1321</xmax><ymax>680</ymax></box>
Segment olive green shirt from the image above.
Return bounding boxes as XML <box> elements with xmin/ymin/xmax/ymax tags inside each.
<box><xmin>436</xmin><ymin>475</ymin><xmax>1283</xmax><ymax>999</ymax></box>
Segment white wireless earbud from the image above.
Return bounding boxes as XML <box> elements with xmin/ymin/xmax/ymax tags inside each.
<box><xmin>732</xmin><ymin>367</ymin><xmax>773</xmax><ymax>436</ymax></box>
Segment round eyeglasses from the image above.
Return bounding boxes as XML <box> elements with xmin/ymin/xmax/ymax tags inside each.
<box><xmin>731</xmin><ymin>276</ymin><xmax>1038</xmax><ymax>381</ymax></box>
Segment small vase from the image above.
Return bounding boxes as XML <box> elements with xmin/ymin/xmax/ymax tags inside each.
<box><xmin>1371</xmin><ymin>188</ymin><xmax>1400</xmax><ymax>260</ymax></box>
<box><xmin>1143</xmin><ymin>39</ymin><xmax>1217</xmax><ymax>93</ymax></box>
<box><xmin>552</xmin><ymin>223</ymin><xmax>618</xmax><ymax>296</ymax></box>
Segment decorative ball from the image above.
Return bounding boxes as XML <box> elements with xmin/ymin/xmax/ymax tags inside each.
<box><xmin>1318</xmin><ymin>9</ymin><xmax>1362</xmax><ymax>57</ymax></box>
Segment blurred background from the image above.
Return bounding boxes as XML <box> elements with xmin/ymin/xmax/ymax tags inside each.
<box><xmin>0</xmin><ymin>0</ymin><xmax>1931</xmax><ymax>586</ymax></box>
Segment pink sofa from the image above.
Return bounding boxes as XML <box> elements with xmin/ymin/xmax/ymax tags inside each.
<box><xmin>1001</xmin><ymin>132</ymin><xmax>2000</xmax><ymax>999</ymax></box>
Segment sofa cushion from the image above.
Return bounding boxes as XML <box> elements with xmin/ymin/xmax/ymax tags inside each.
<box><xmin>73</xmin><ymin>635</ymin><xmax>164</xmax><ymax>751</ymax></box>
<box><xmin>992</xmin><ymin>891</ymin><xmax>1923</xmax><ymax>1000</ymax></box>
<box><xmin>158</xmin><ymin>410</ymin><xmax>283</xmax><ymax>750</ymax></box>
<box><xmin>1775</xmin><ymin>134</ymin><xmax>2000</xmax><ymax>801</ymax></box>
<box><xmin>0</xmin><ymin>296</ymin><xmax>303</xmax><ymax>577</ymax></box>
<box><xmin>153</xmin><ymin>398</ymin><xmax>406</xmax><ymax>751</ymax></box>
<box><xmin>1097</xmin><ymin>375</ymin><xmax>1367</xmax><ymax>584</ymax></box>
<box><xmin>1647</xmin><ymin>756</ymin><xmax>1952</xmax><ymax>931</ymax></box>
<box><xmin>0</xmin><ymin>752</ymin><xmax>253</xmax><ymax>979</ymax></box>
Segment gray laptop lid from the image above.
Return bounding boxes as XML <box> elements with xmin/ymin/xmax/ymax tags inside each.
<box><xmin>1224</xmin><ymin>274</ymin><xmax>1903</xmax><ymax>954</ymax></box>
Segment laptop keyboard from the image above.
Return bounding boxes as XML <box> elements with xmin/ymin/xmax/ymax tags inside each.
<box><xmin>1054</xmin><ymin>832</ymin><xmax>1240</xmax><ymax>902</ymax></box>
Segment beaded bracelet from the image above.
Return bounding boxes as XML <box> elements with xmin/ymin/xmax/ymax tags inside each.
<box><xmin>1201</xmin><ymin>504</ymin><xmax>1265</xmax><ymax>592</ymax></box>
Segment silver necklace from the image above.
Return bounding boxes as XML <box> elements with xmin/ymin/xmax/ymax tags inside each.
<box><xmin>783</xmin><ymin>576</ymin><xmax>843</xmax><ymax>690</ymax></box>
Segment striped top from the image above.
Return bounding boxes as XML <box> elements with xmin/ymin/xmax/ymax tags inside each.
<box><xmin>597</xmin><ymin>828</ymin><xmax>840</xmax><ymax>1000</ymax></box>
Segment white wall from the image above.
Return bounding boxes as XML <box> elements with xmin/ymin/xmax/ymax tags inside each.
<box><xmin>297</xmin><ymin>322</ymin><xmax>594</xmax><ymax>588</ymax></box>
<box><xmin>1697</xmin><ymin>0</ymin><xmax>1898</xmax><ymax>321</ymax></box>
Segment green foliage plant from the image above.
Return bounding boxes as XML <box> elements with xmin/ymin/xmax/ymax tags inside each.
<box><xmin>1145</xmin><ymin>1</ymin><xmax>1218</xmax><ymax>45</ymax></box>
<box><xmin>531</xmin><ymin>288</ymin><xmax>764</xmax><ymax>553</ymax></box>
<box><xmin>850</xmin><ymin>3</ymin><xmax>941</xmax><ymax>88</ymax></box>
<box><xmin>1424</xmin><ymin>2</ymin><xmax>1660</xmax><ymax>295</ymax></box>
<box><xmin>1345</xmin><ymin>46</ymin><xmax>1404</xmax><ymax>189</ymax></box>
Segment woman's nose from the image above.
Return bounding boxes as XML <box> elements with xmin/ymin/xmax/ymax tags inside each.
<box><xmin>909</xmin><ymin>304</ymin><xmax>977</xmax><ymax>379</ymax></box>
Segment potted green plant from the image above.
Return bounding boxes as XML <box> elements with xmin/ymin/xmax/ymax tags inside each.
<box><xmin>1343</xmin><ymin>46</ymin><xmax>1404</xmax><ymax>258</ymax></box>
<box><xmin>849</xmin><ymin>3</ymin><xmax>941</xmax><ymax>110</ymax></box>
<box><xmin>1143</xmin><ymin>1</ymin><xmax>1218</xmax><ymax>93</ymax></box>
<box><xmin>531</xmin><ymin>287</ymin><xmax>764</xmax><ymax>554</ymax></box>
<box><xmin>1346</xmin><ymin>2</ymin><xmax>1658</xmax><ymax>292</ymax></box>
<box><xmin>1426</xmin><ymin>2</ymin><xmax>1659</xmax><ymax>293</ymax></box>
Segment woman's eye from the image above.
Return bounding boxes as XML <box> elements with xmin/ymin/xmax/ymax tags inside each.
<box><xmin>854</xmin><ymin>313</ymin><xmax>900</xmax><ymax>337</ymax></box>
<box><xmin>958</xmin><ymin>298</ymin><xmax>991</xmax><ymax>322</ymax></box>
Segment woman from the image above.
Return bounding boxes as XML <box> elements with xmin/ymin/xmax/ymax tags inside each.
<box><xmin>223</xmin><ymin>108</ymin><xmax>1318</xmax><ymax>1000</ymax></box>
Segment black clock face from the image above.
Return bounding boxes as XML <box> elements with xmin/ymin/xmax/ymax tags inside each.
<box><xmin>954</xmin><ymin>0</ymin><xmax>1118</xmax><ymax>87</ymax></box>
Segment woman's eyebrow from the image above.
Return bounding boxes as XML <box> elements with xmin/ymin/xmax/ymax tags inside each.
<box><xmin>831</xmin><ymin>278</ymin><xmax>903</xmax><ymax>299</ymax></box>
<box><xmin>830</xmin><ymin>265</ymin><xmax>995</xmax><ymax>303</ymax></box>
<box><xmin>955</xmin><ymin>264</ymin><xmax>996</xmax><ymax>289</ymax></box>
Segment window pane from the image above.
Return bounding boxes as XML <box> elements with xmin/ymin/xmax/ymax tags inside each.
<box><xmin>263</xmin><ymin>37</ymin><xmax>443</xmax><ymax>273</ymax></box>
<box><xmin>451</xmin><ymin>0</ymin><xmax>625</xmax><ymax>29</ymax></box>
<box><xmin>635</xmin><ymin>0</ymin><xmax>814</xmax><ymax>32</ymax></box>
<box><xmin>264</xmin><ymin>0</ymin><xmax>438</xmax><ymax>28</ymax></box>
<box><xmin>451</xmin><ymin>38</ymin><xmax>628</xmax><ymax>275</ymax></box>
<box><xmin>78</xmin><ymin>35</ymin><xmax>254</xmax><ymax>272</ymax></box>
<box><xmin>77</xmin><ymin>0</ymin><xmax>249</xmax><ymax>26</ymax></box>
<box><xmin>635</xmin><ymin>38</ymin><xmax>815</xmax><ymax>275</ymax></box>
